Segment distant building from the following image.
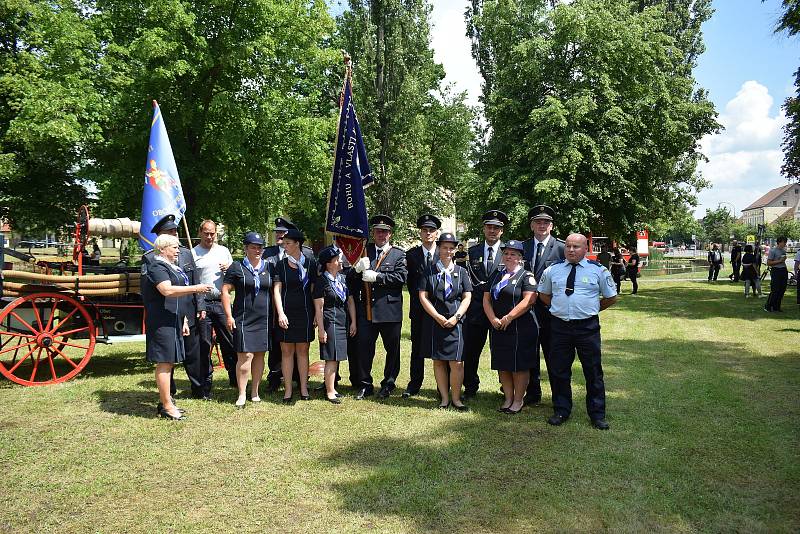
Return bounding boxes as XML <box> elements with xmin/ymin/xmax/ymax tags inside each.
<box><xmin>741</xmin><ymin>183</ymin><xmax>800</xmax><ymax>226</ymax></box>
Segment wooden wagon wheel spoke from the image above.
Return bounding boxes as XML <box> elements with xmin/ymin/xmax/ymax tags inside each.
<box><xmin>50</xmin><ymin>306</ymin><xmax>79</xmax><ymax>335</ymax></box>
<box><xmin>8</xmin><ymin>345</ymin><xmax>38</xmax><ymax>374</ymax></box>
<box><xmin>43</xmin><ymin>299</ymin><xmax>58</xmax><ymax>332</ymax></box>
<box><xmin>47</xmin><ymin>348</ymin><xmax>57</xmax><ymax>381</ymax></box>
<box><xmin>8</xmin><ymin>311</ymin><xmax>37</xmax><ymax>335</ymax></box>
<box><xmin>0</xmin><ymin>332</ymin><xmax>37</xmax><ymax>340</ymax></box>
<box><xmin>48</xmin><ymin>345</ymin><xmax>79</xmax><ymax>369</ymax></box>
<box><xmin>28</xmin><ymin>299</ymin><xmax>44</xmax><ymax>332</ymax></box>
<box><xmin>0</xmin><ymin>339</ymin><xmax>38</xmax><ymax>357</ymax></box>
<box><xmin>29</xmin><ymin>348</ymin><xmax>43</xmax><ymax>382</ymax></box>
<box><xmin>52</xmin><ymin>326</ymin><xmax>90</xmax><ymax>338</ymax></box>
<box><xmin>55</xmin><ymin>341</ymin><xmax>91</xmax><ymax>351</ymax></box>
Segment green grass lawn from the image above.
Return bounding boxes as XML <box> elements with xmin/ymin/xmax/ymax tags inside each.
<box><xmin>1</xmin><ymin>281</ymin><xmax>798</xmax><ymax>532</ymax></box>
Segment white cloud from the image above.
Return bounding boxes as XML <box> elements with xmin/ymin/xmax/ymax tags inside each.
<box><xmin>696</xmin><ymin>81</ymin><xmax>789</xmax><ymax>217</ymax></box>
<box><xmin>429</xmin><ymin>1</ymin><xmax>483</xmax><ymax>107</ymax></box>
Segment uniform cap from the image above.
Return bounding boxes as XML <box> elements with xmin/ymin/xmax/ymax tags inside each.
<box><xmin>528</xmin><ymin>204</ymin><xmax>555</xmax><ymax>222</ymax></box>
<box><xmin>437</xmin><ymin>232</ymin><xmax>459</xmax><ymax>245</ymax></box>
<box><xmin>501</xmin><ymin>240</ymin><xmax>525</xmax><ymax>253</ymax></box>
<box><xmin>151</xmin><ymin>214</ymin><xmax>179</xmax><ymax>234</ymax></box>
<box><xmin>417</xmin><ymin>214</ymin><xmax>441</xmax><ymax>229</ymax></box>
<box><xmin>243</xmin><ymin>231</ymin><xmax>265</xmax><ymax>246</ymax></box>
<box><xmin>318</xmin><ymin>245</ymin><xmax>341</xmax><ymax>266</ymax></box>
<box><xmin>482</xmin><ymin>209</ymin><xmax>508</xmax><ymax>227</ymax></box>
<box><xmin>370</xmin><ymin>214</ymin><xmax>395</xmax><ymax>230</ymax></box>
<box><xmin>274</xmin><ymin>217</ymin><xmax>297</xmax><ymax>232</ymax></box>
<box><xmin>283</xmin><ymin>228</ymin><xmax>305</xmax><ymax>244</ymax></box>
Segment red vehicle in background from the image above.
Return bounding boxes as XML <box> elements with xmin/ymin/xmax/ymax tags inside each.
<box><xmin>586</xmin><ymin>230</ymin><xmax>649</xmax><ymax>271</ymax></box>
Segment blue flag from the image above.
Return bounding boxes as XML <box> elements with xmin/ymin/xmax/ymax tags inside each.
<box><xmin>139</xmin><ymin>101</ymin><xmax>186</xmax><ymax>250</ymax></box>
<box><xmin>326</xmin><ymin>76</ymin><xmax>373</xmax><ymax>241</ymax></box>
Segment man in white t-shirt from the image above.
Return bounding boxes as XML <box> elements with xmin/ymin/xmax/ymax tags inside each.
<box><xmin>794</xmin><ymin>248</ymin><xmax>800</xmax><ymax>306</ymax></box>
<box><xmin>193</xmin><ymin>220</ymin><xmax>236</xmax><ymax>390</ymax></box>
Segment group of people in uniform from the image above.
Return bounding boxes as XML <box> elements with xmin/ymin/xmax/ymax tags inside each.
<box><xmin>140</xmin><ymin>204</ymin><xmax>618</xmax><ymax>429</ymax></box>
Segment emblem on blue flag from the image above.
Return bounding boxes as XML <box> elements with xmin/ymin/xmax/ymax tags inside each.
<box><xmin>325</xmin><ymin>76</ymin><xmax>373</xmax><ymax>240</ymax></box>
<box><xmin>139</xmin><ymin>101</ymin><xmax>186</xmax><ymax>249</ymax></box>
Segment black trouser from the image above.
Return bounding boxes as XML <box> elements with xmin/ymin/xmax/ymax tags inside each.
<box><xmin>549</xmin><ymin>315</ymin><xmax>605</xmax><ymax>420</ymax></box>
<box><xmin>526</xmin><ymin>303</ymin><xmax>553</xmax><ymax>401</ymax></box>
<box><xmin>169</xmin><ymin>322</ymin><xmax>207</xmax><ymax>397</ymax></box>
<box><xmin>357</xmin><ymin>318</ymin><xmax>401</xmax><ymax>391</ymax></box>
<box><xmin>626</xmin><ymin>270</ymin><xmax>638</xmax><ymax>294</ymax></box>
<box><xmin>612</xmin><ymin>271</ymin><xmax>622</xmax><ymax>293</ymax></box>
<box><xmin>708</xmin><ymin>263</ymin><xmax>721</xmax><ymax>281</ymax></box>
<box><xmin>199</xmin><ymin>300</ymin><xmax>237</xmax><ymax>388</ymax></box>
<box><xmin>766</xmin><ymin>268</ymin><xmax>788</xmax><ymax>311</ymax></box>
<box><xmin>732</xmin><ymin>260</ymin><xmax>742</xmax><ymax>281</ymax></box>
<box><xmin>346</xmin><ymin>323</ymin><xmax>360</xmax><ymax>387</ymax></box>
<box><xmin>405</xmin><ymin>306</ymin><xmax>425</xmax><ymax>393</ymax></box>
<box><xmin>462</xmin><ymin>318</ymin><xmax>489</xmax><ymax>395</ymax></box>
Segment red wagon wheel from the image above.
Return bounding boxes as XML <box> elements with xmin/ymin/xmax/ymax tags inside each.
<box><xmin>0</xmin><ymin>292</ymin><xmax>96</xmax><ymax>386</ymax></box>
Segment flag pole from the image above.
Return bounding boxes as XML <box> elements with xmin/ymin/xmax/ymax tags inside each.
<box><xmin>181</xmin><ymin>216</ymin><xmax>193</xmax><ymax>249</ymax></box>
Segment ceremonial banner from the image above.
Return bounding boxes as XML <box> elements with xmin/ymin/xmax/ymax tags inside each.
<box><xmin>139</xmin><ymin>101</ymin><xmax>186</xmax><ymax>250</ymax></box>
<box><xmin>326</xmin><ymin>73</ymin><xmax>373</xmax><ymax>265</ymax></box>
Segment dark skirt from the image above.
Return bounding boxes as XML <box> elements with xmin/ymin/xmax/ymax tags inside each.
<box><xmin>319</xmin><ymin>315</ymin><xmax>348</xmax><ymax>361</ymax></box>
<box><xmin>146</xmin><ymin>325</ymin><xmax>186</xmax><ymax>364</ymax></box>
<box><xmin>422</xmin><ymin>317</ymin><xmax>465</xmax><ymax>361</ymax></box>
<box><xmin>489</xmin><ymin>313</ymin><xmax>538</xmax><ymax>371</ymax></box>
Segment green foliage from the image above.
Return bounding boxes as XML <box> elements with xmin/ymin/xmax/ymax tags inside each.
<box><xmin>766</xmin><ymin>216</ymin><xmax>800</xmax><ymax>240</ymax></box>
<box><xmin>463</xmin><ymin>0</ymin><xmax>719</xmax><ymax>241</ymax></box>
<box><xmin>701</xmin><ymin>206</ymin><xmax>736</xmax><ymax>244</ymax></box>
<box><xmin>771</xmin><ymin>0</ymin><xmax>800</xmax><ymax>179</ymax></box>
<box><xmin>650</xmin><ymin>204</ymin><xmax>703</xmax><ymax>244</ymax></box>
<box><xmin>335</xmin><ymin>0</ymin><xmax>475</xmax><ymax>242</ymax></box>
<box><xmin>0</xmin><ymin>0</ymin><xmax>107</xmax><ymax>233</ymax></box>
<box><xmin>87</xmin><ymin>0</ymin><xmax>340</xmax><ymax>242</ymax></box>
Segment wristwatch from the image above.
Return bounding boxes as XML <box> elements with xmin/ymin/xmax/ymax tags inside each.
<box><xmin>455</xmin><ymin>313</ymin><xmax>463</xmax><ymax>321</ymax></box>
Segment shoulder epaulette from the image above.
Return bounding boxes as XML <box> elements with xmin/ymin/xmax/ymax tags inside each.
<box><xmin>555</xmin><ymin>237</ymin><xmax>565</xmax><ymax>243</ymax></box>
<box><xmin>587</xmin><ymin>259</ymin><xmax>603</xmax><ymax>267</ymax></box>
<box><xmin>551</xmin><ymin>259</ymin><xmax>566</xmax><ymax>265</ymax></box>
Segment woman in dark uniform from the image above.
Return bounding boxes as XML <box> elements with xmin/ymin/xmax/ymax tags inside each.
<box><xmin>610</xmin><ymin>247</ymin><xmax>625</xmax><ymax>293</ymax></box>
<box><xmin>482</xmin><ymin>240</ymin><xmax>538</xmax><ymax>414</ymax></box>
<box><xmin>313</xmin><ymin>246</ymin><xmax>357</xmax><ymax>404</ymax></box>
<box><xmin>418</xmin><ymin>232</ymin><xmax>472</xmax><ymax>411</ymax></box>
<box><xmin>145</xmin><ymin>234</ymin><xmax>213</xmax><ymax>419</ymax></box>
<box><xmin>221</xmin><ymin>232</ymin><xmax>272</xmax><ymax>409</ymax></box>
<box><xmin>626</xmin><ymin>249</ymin><xmax>640</xmax><ymax>294</ymax></box>
<box><xmin>273</xmin><ymin>228</ymin><xmax>317</xmax><ymax>403</ymax></box>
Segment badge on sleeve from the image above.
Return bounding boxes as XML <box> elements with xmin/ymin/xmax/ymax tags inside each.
<box><xmin>528</xmin><ymin>275</ymin><xmax>536</xmax><ymax>285</ymax></box>
<box><xmin>606</xmin><ymin>277</ymin><xmax>614</xmax><ymax>288</ymax></box>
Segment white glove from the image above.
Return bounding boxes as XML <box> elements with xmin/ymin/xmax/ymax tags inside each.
<box><xmin>362</xmin><ymin>269</ymin><xmax>378</xmax><ymax>283</ymax></box>
<box><xmin>354</xmin><ymin>257</ymin><xmax>370</xmax><ymax>273</ymax></box>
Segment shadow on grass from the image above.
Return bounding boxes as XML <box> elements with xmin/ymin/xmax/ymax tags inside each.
<box><xmin>321</xmin><ymin>337</ymin><xmax>800</xmax><ymax>531</ymax></box>
<box><xmin>94</xmin><ymin>389</ymin><xmax>157</xmax><ymax>418</ymax></box>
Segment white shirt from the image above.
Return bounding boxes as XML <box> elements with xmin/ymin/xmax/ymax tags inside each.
<box><xmin>534</xmin><ymin>235</ymin><xmax>551</xmax><ymax>248</ymax></box>
<box><xmin>192</xmin><ymin>244</ymin><xmax>233</xmax><ymax>297</ymax></box>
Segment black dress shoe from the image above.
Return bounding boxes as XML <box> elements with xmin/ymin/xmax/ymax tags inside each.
<box><xmin>401</xmin><ymin>389</ymin><xmax>418</xmax><ymax>399</ymax></box>
<box><xmin>547</xmin><ymin>414</ymin><xmax>569</xmax><ymax>426</ymax></box>
<box><xmin>157</xmin><ymin>403</ymin><xmax>185</xmax><ymax>414</ymax></box>
<box><xmin>335</xmin><ymin>393</ymin><xmax>343</xmax><ymax>398</ymax></box>
<box><xmin>300</xmin><ymin>394</ymin><xmax>311</xmax><ymax>401</ymax></box>
<box><xmin>437</xmin><ymin>402</ymin><xmax>450</xmax><ymax>409</ymax></box>
<box><xmin>452</xmin><ymin>403</ymin><xmax>470</xmax><ymax>412</ymax></box>
<box><xmin>497</xmin><ymin>406</ymin><xmax>511</xmax><ymax>413</ymax></box>
<box><xmin>282</xmin><ymin>396</ymin><xmax>294</xmax><ymax>405</ymax></box>
<box><xmin>377</xmin><ymin>387</ymin><xmax>391</xmax><ymax>399</ymax></box>
<box><xmin>158</xmin><ymin>408</ymin><xmax>184</xmax><ymax>420</ymax></box>
<box><xmin>591</xmin><ymin>418</ymin><xmax>610</xmax><ymax>430</ymax></box>
<box><xmin>327</xmin><ymin>396</ymin><xmax>342</xmax><ymax>404</ymax></box>
<box><xmin>504</xmin><ymin>405</ymin><xmax>523</xmax><ymax>415</ymax></box>
<box><xmin>523</xmin><ymin>395</ymin><xmax>541</xmax><ymax>406</ymax></box>
<box><xmin>355</xmin><ymin>388</ymin><xmax>373</xmax><ymax>400</ymax></box>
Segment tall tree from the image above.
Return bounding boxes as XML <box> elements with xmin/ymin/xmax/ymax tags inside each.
<box><xmin>464</xmin><ymin>0</ymin><xmax>719</xmax><ymax>240</ymax></box>
<box><xmin>771</xmin><ymin>0</ymin><xmax>800</xmax><ymax>179</ymax></box>
<box><xmin>87</xmin><ymin>0</ymin><xmax>340</xmax><ymax>240</ymax></box>
<box><xmin>0</xmin><ymin>0</ymin><xmax>106</xmax><ymax>233</ymax></box>
<box><xmin>335</xmin><ymin>0</ymin><xmax>475</xmax><ymax>241</ymax></box>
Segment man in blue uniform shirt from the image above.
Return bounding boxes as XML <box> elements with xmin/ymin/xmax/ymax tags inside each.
<box><xmin>537</xmin><ymin>233</ymin><xmax>617</xmax><ymax>430</ymax></box>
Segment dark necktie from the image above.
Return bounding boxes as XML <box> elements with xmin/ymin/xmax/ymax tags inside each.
<box><xmin>565</xmin><ymin>263</ymin><xmax>577</xmax><ymax>296</ymax></box>
<box><xmin>535</xmin><ymin>242</ymin><xmax>544</xmax><ymax>272</ymax></box>
<box><xmin>426</xmin><ymin>251</ymin><xmax>432</xmax><ymax>269</ymax></box>
<box><xmin>486</xmin><ymin>246</ymin><xmax>493</xmax><ymax>272</ymax></box>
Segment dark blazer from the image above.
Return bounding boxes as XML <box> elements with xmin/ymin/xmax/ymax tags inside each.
<box><xmin>141</xmin><ymin>246</ymin><xmax>205</xmax><ymax>326</ymax></box>
<box><xmin>405</xmin><ymin>244</ymin><xmax>437</xmax><ymax>316</ymax></box>
<box><xmin>523</xmin><ymin>236</ymin><xmax>566</xmax><ymax>281</ymax></box>
<box><xmin>262</xmin><ymin>244</ymin><xmax>315</xmax><ymax>264</ymax></box>
<box><xmin>464</xmin><ymin>241</ymin><xmax>503</xmax><ymax>324</ymax></box>
<box><xmin>351</xmin><ymin>243</ymin><xmax>407</xmax><ymax>323</ymax></box>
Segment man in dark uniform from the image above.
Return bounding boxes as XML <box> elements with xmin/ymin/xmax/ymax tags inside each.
<box><xmin>402</xmin><ymin>214</ymin><xmax>441</xmax><ymax>398</ymax></box>
<box><xmin>462</xmin><ymin>209</ymin><xmax>507</xmax><ymax>398</ymax></box>
<box><xmin>351</xmin><ymin>214</ymin><xmax>408</xmax><ymax>399</ymax></box>
<box><xmin>730</xmin><ymin>240</ymin><xmax>743</xmax><ymax>282</ymax></box>
<box><xmin>141</xmin><ymin>214</ymin><xmax>208</xmax><ymax>398</ymax></box>
<box><xmin>263</xmin><ymin>217</ymin><xmax>313</xmax><ymax>392</ymax></box>
<box><xmin>522</xmin><ymin>204</ymin><xmax>565</xmax><ymax>406</ymax></box>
